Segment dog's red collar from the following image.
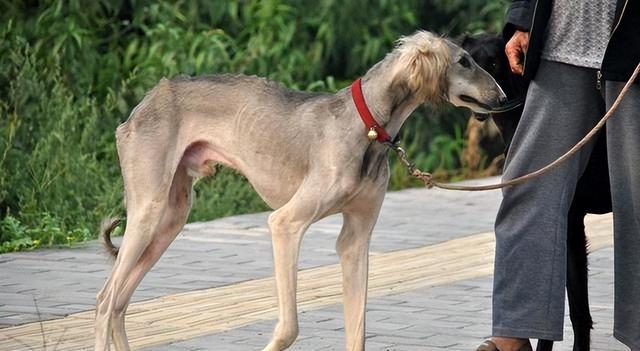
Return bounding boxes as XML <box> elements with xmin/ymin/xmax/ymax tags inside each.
<box><xmin>351</xmin><ymin>78</ymin><xmax>391</xmax><ymax>143</ymax></box>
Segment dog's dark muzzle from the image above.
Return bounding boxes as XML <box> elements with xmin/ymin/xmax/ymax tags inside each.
<box><xmin>471</xmin><ymin>98</ymin><xmax>524</xmax><ymax>121</ymax></box>
<box><xmin>459</xmin><ymin>95</ymin><xmax>494</xmax><ymax>112</ymax></box>
<box><xmin>490</xmin><ymin>98</ymin><xmax>524</xmax><ymax>113</ymax></box>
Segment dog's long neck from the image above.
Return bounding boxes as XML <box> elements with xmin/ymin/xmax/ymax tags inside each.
<box><xmin>357</xmin><ymin>56</ymin><xmax>423</xmax><ymax>141</ymax></box>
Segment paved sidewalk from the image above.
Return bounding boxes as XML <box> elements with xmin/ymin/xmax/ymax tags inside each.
<box><xmin>0</xmin><ymin>177</ymin><xmax>623</xmax><ymax>350</ymax></box>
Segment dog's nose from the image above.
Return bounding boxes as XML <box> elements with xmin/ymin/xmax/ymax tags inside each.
<box><xmin>489</xmin><ymin>93</ymin><xmax>508</xmax><ymax>110</ymax></box>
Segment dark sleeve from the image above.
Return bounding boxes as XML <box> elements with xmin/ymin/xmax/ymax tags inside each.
<box><xmin>503</xmin><ymin>0</ymin><xmax>534</xmax><ymax>41</ymax></box>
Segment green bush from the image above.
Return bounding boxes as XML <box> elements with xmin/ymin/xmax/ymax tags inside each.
<box><xmin>0</xmin><ymin>0</ymin><xmax>507</xmax><ymax>252</ymax></box>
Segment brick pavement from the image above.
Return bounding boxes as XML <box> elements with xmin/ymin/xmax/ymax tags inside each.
<box><xmin>146</xmin><ymin>247</ymin><xmax>618</xmax><ymax>351</ymax></box>
<box><xmin>0</xmin><ymin>177</ymin><xmax>624</xmax><ymax>350</ymax></box>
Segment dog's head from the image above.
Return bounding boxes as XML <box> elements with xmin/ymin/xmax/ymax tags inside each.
<box><xmin>458</xmin><ymin>33</ymin><xmax>527</xmax><ymax>141</ymax></box>
<box><xmin>459</xmin><ymin>33</ymin><xmax>511</xmax><ymax>88</ymax></box>
<box><xmin>392</xmin><ymin>30</ymin><xmax>506</xmax><ymax>113</ymax></box>
<box><xmin>459</xmin><ymin>33</ymin><xmax>529</xmax><ymax>119</ymax></box>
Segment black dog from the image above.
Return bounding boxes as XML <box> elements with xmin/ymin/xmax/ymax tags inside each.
<box><xmin>460</xmin><ymin>33</ymin><xmax>612</xmax><ymax>351</ymax></box>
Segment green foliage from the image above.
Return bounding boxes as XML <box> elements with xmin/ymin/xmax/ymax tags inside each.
<box><xmin>0</xmin><ymin>0</ymin><xmax>507</xmax><ymax>251</ymax></box>
<box><xmin>0</xmin><ymin>213</ymin><xmax>91</xmax><ymax>253</ymax></box>
<box><xmin>388</xmin><ymin>108</ymin><xmax>469</xmax><ymax>190</ymax></box>
<box><xmin>189</xmin><ymin>169</ymin><xmax>270</xmax><ymax>222</ymax></box>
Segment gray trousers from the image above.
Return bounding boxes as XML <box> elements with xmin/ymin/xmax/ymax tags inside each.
<box><xmin>492</xmin><ymin>59</ymin><xmax>640</xmax><ymax>350</ymax></box>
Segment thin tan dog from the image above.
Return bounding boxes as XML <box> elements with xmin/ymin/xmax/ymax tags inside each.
<box><xmin>96</xmin><ymin>30</ymin><xmax>505</xmax><ymax>351</ymax></box>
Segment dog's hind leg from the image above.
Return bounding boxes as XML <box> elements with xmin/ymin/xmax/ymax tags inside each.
<box><xmin>109</xmin><ymin>164</ymin><xmax>194</xmax><ymax>350</ymax></box>
<box><xmin>95</xmin><ymin>199</ymin><xmax>167</xmax><ymax>351</ymax></box>
<box><xmin>336</xmin><ymin>191</ymin><xmax>384</xmax><ymax>351</ymax></box>
<box><xmin>566</xmin><ymin>207</ymin><xmax>592</xmax><ymax>351</ymax></box>
<box><xmin>96</xmin><ymin>119</ymin><xmax>190</xmax><ymax>350</ymax></box>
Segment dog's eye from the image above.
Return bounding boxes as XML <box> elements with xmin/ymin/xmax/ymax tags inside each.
<box><xmin>458</xmin><ymin>56</ymin><xmax>471</xmax><ymax>69</ymax></box>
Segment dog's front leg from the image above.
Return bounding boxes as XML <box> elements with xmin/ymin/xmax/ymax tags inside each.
<box><xmin>336</xmin><ymin>191</ymin><xmax>385</xmax><ymax>351</ymax></box>
<box><xmin>263</xmin><ymin>203</ymin><xmax>315</xmax><ymax>351</ymax></box>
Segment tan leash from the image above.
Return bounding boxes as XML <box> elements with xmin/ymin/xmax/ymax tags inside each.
<box><xmin>387</xmin><ymin>62</ymin><xmax>640</xmax><ymax>191</ymax></box>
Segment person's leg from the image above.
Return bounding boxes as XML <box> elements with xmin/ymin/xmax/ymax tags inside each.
<box><xmin>491</xmin><ymin>60</ymin><xmax>604</xmax><ymax>348</ymax></box>
<box><xmin>605</xmin><ymin>80</ymin><xmax>640</xmax><ymax>351</ymax></box>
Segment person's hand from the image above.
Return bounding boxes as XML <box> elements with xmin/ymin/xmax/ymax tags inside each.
<box><xmin>505</xmin><ymin>30</ymin><xmax>530</xmax><ymax>75</ymax></box>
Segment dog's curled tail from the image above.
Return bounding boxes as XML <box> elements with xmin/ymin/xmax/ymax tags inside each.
<box><xmin>100</xmin><ymin>218</ymin><xmax>122</xmax><ymax>259</ymax></box>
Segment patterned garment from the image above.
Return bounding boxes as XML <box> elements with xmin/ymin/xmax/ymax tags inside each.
<box><xmin>541</xmin><ymin>0</ymin><xmax>617</xmax><ymax>69</ymax></box>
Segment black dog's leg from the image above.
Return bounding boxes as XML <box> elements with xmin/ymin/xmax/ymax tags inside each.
<box><xmin>535</xmin><ymin>206</ymin><xmax>592</xmax><ymax>351</ymax></box>
<box><xmin>536</xmin><ymin>339</ymin><xmax>554</xmax><ymax>351</ymax></box>
<box><xmin>566</xmin><ymin>206</ymin><xmax>592</xmax><ymax>351</ymax></box>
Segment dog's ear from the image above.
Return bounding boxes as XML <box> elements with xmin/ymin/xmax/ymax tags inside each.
<box><xmin>394</xmin><ymin>35</ymin><xmax>450</xmax><ymax>104</ymax></box>
<box><xmin>457</xmin><ymin>32</ymin><xmax>475</xmax><ymax>48</ymax></box>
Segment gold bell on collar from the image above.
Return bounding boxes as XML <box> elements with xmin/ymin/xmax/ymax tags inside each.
<box><xmin>367</xmin><ymin>128</ymin><xmax>378</xmax><ymax>141</ymax></box>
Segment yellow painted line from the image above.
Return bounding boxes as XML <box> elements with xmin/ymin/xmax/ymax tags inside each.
<box><xmin>0</xmin><ymin>214</ymin><xmax>612</xmax><ymax>351</ymax></box>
